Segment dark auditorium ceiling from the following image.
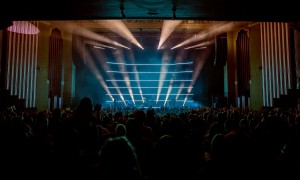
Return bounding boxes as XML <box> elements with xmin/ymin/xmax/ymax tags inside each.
<box><xmin>2</xmin><ymin>0</ymin><xmax>300</xmax><ymax>36</ymax></box>
<box><xmin>2</xmin><ymin>0</ymin><xmax>300</xmax><ymax>22</ymax></box>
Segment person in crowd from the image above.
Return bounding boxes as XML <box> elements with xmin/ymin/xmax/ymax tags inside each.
<box><xmin>97</xmin><ymin>136</ymin><xmax>143</xmax><ymax>180</ymax></box>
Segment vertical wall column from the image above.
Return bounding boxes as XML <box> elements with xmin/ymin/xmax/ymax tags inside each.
<box><xmin>249</xmin><ymin>23</ymin><xmax>263</xmax><ymax>110</ymax></box>
<box><xmin>48</xmin><ymin>28</ymin><xmax>63</xmax><ymax>110</ymax></box>
<box><xmin>5</xmin><ymin>21</ymin><xmax>39</xmax><ymax>108</ymax></box>
<box><xmin>226</xmin><ymin>31</ymin><xmax>237</xmax><ymax>106</ymax></box>
<box><xmin>260</xmin><ymin>22</ymin><xmax>292</xmax><ymax>107</ymax></box>
<box><xmin>236</xmin><ymin>29</ymin><xmax>250</xmax><ymax>109</ymax></box>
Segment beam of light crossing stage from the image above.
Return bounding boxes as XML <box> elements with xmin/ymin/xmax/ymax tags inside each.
<box><xmin>110</xmin><ymin>49</ymin><xmax>136</xmax><ymax>105</ymax></box>
<box><xmin>124</xmin><ymin>49</ymin><xmax>144</xmax><ymax>103</ymax></box>
<box><xmin>156</xmin><ymin>52</ymin><xmax>171</xmax><ymax>103</ymax></box>
<box><xmin>182</xmin><ymin>97</ymin><xmax>188</xmax><ymax>106</ymax></box>
<box><xmin>79</xmin><ymin>30</ymin><xmax>130</xmax><ymax>49</ymax></box>
<box><xmin>106</xmin><ymin>62</ymin><xmax>193</xmax><ymax>66</ymax></box>
<box><xmin>48</xmin><ymin>21</ymin><xmax>131</xmax><ymax>49</ymax></box>
<box><xmin>106</xmin><ymin>100</ymin><xmax>194</xmax><ymax>102</ymax></box>
<box><xmin>176</xmin><ymin>82</ymin><xmax>186</xmax><ymax>100</ymax></box>
<box><xmin>164</xmin><ymin>60</ymin><xmax>186</xmax><ymax>106</ymax></box>
<box><xmin>86</xmin><ymin>40</ymin><xmax>117</xmax><ymax>49</ymax></box>
<box><xmin>88</xmin><ymin>43</ymin><xmax>124</xmax><ymax>101</ymax></box>
<box><xmin>187</xmin><ymin>45</ymin><xmax>211</xmax><ymax>97</ymax></box>
<box><xmin>94</xmin><ymin>54</ymin><xmax>126</xmax><ymax>103</ymax></box>
<box><xmin>44</xmin><ymin>21</ymin><xmax>130</xmax><ymax>49</ymax></box>
<box><xmin>95</xmin><ymin>44</ymin><xmax>116</xmax><ymax>49</ymax></box>
<box><xmin>106</xmin><ymin>86</ymin><xmax>193</xmax><ymax>89</ymax></box>
<box><xmin>158</xmin><ymin>20</ymin><xmax>182</xmax><ymax>49</ymax></box>
<box><xmin>86</xmin><ymin>41</ymin><xmax>117</xmax><ymax>49</ymax></box>
<box><xmin>96</xmin><ymin>75</ymin><xmax>114</xmax><ymax>101</ymax></box>
<box><xmin>124</xmin><ymin>76</ymin><xmax>136</xmax><ymax>105</ymax></box>
<box><xmin>171</xmin><ymin>22</ymin><xmax>235</xmax><ymax>49</ymax></box>
<box><xmin>184</xmin><ymin>40</ymin><xmax>215</xmax><ymax>49</ymax></box>
<box><xmin>89</xmin><ymin>45</ymin><xmax>131</xmax><ymax>103</ymax></box>
<box><xmin>106</xmin><ymin>79</ymin><xmax>193</xmax><ymax>82</ymax></box>
<box><xmin>107</xmin><ymin>94</ymin><xmax>193</xmax><ymax>96</ymax></box>
<box><xmin>183</xmin><ymin>48</ymin><xmax>211</xmax><ymax>106</ymax></box>
<box><xmin>131</xmin><ymin>62</ymin><xmax>144</xmax><ymax>103</ymax></box>
<box><xmin>97</xmin><ymin>20</ymin><xmax>144</xmax><ymax>49</ymax></box>
<box><xmin>76</xmin><ymin>44</ymin><xmax>115</xmax><ymax>101</ymax></box>
<box><xmin>106</xmin><ymin>70</ymin><xmax>193</xmax><ymax>74</ymax></box>
<box><xmin>164</xmin><ymin>83</ymin><xmax>173</xmax><ymax>106</ymax></box>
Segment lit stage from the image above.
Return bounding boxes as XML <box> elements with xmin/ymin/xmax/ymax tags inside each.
<box><xmin>73</xmin><ymin>22</ymin><xmax>226</xmax><ymax>109</ymax></box>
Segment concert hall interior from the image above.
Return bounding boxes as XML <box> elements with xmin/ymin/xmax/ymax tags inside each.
<box><xmin>73</xmin><ymin>21</ymin><xmax>229</xmax><ymax>109</ymax></box>
<box><xmin>1</xmin><ymin>0</ymin><xmax>300</xmax><ymax>111</ymax></box>
<box><xmin>2</xmin><ymin>1</ymin><xmax>300</xmax><ymax>180</ymax></box>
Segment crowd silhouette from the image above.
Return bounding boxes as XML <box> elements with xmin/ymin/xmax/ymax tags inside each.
<box><xmin>0</xmin><ymin>96</ymin><xmax>300</xmax><ymax>179</ymax></box>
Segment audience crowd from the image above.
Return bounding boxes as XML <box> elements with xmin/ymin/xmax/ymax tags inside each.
<box><xmin>1</xmin><ymin>96</ymin><xmax>300</xmax><ymax>179</ymax></box>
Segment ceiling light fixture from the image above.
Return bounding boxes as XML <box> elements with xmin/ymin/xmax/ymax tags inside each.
<box><xmin>7</xmin><ymin>21</ymin><xmax>39</xmax><ymax>34</ymax></box>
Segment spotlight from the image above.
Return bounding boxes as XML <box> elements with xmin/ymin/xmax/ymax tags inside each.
<box><xmin>172</xmin><ymin>7</ymin><xmax>176</xmax><ymax>20</ymax></box>
<box><xmin>120</xmin><ymin>5</ymin><xmax>126</xmax><ymax>19</ymax></box>
<box><xmin>7</xmin><ymin>21</ymin><xmax>39</xmax><ymax>34</ymax></box>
